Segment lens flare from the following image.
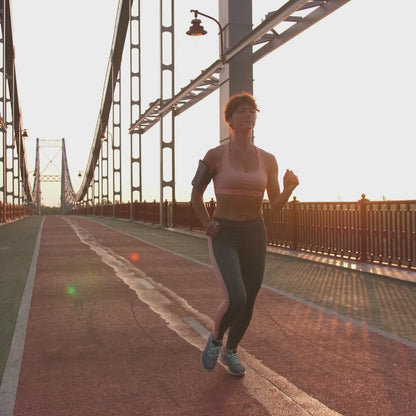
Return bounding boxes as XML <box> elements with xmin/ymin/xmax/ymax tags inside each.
<box><xmin>67</xmin><ymin>285</ymin><xmax>77</xmax><ymax>296</ymax></box>
<box><xmin>130</xmin><ymin>252</ymin><xmax>140</xmax><ymax>263</ymax></box>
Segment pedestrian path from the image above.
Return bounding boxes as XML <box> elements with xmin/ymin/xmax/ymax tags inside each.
<box><xmin>0</xmin><ymin>216</ymin><xmax>415</xmax><ymax>416</ymax></box>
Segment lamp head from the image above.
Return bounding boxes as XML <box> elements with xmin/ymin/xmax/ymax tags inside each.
<box><xmin>186</xmin><ymin>18</ymin><xmax>207</xmax><ymax>36</ymax></box>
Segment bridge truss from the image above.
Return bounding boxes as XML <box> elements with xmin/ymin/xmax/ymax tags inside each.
<box><xmin>0</xmin><ymin>0</ymin><xmax>350</xmax><ymax>221</ymax></box>
<box><xmin>0</xmin><ymin>0</ymin><xmax>37</xmax><ymax>221</ymax></box>
<box><xmin>74</xmin><ymin>0</ymin><xmax>350</xmax><ymax>224</ymax></box>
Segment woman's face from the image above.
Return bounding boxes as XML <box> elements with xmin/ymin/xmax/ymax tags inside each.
<box><xmin>229</xmin><ymin>103</ymin><xmax>257</xmax><ymax>132</ymax></box>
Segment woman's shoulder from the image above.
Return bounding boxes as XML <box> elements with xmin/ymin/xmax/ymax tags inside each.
<box><xmin>203</xmin><ymin>144</ymin><xmax>225</xmax><ymax>170</ymax></box>
<box><xmin>204</xmin><ymin>144</ymin><xmax>225</xmax><ymax>159</ymax></box>
<box><xmin>257</xmin><ymin>147</ymin><xmax>277</xmax><ymax>165</ymax></box>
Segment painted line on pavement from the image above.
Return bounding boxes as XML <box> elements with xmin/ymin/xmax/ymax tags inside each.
<box><xmin>183</xmin><ymin>317</ymin><xmax>211</xmax><ymax>339</ymax></box>
<box><xmin>138</xmin><ymin>277</ymin><xmax>154</xmax><ymax>289</ymax></box>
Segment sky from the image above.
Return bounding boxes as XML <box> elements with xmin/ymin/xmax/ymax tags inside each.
<box><xmin>10</xmin><ymin>0</ymin><xmax>416</xmax><ymax>207</ymax></box>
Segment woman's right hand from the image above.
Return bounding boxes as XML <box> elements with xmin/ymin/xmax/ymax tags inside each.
<box><xmin>205</xmin><ymin>220</ymin><xmax>220</xmax><ymax>238</ymax></box>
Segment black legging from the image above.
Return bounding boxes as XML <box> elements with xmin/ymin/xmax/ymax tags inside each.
<box><xmin>208</xmin><ymin>217</ymin><xmax>267</xmax><ymax>350</ymax></box>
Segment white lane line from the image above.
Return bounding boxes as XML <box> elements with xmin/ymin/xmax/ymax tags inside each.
<box><xmin>0</xmin><ymin>217</ymin><xmax>45</xmax><ymax>416</ymax></box>
<box><xmin>183</xmin><ymin>317</ymin><xmax>211</xmax><ymax>339</ymax></box>
<box><xmin>66</xmin><ymin>218</ymin><xmax>343</xmax><ymax>416</ymax></box>
<box><xmin>138</xmin><ymin>278</ymin><xmax>154</xmax><ymax>289</ymax></box>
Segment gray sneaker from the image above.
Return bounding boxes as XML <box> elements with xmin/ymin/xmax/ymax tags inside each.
<box><xmin>221</xmin><ymin>349</ymin><xmax>245</xmax><ymax>376</ymax></box>
<box><xmin>201</xmin><ymin>334</ymin><xmax>222</xmax><ymax>371</ymax></box>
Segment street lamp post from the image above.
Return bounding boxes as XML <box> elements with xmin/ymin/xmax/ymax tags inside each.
<box><xmin>186</xmin><ymin>10</ymin><xmax>225</xmax><ymax>63</ymax></box>
<box><xmin>186</xmin><ymin>3</ymin><xmax>253</xmax><ymax>143</ymax></box>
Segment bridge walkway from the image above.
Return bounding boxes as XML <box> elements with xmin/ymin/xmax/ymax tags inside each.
<box><xmin>0</xmin><ymin>215</ymin><xmax>415</xmax><ymax>416</ymax></box>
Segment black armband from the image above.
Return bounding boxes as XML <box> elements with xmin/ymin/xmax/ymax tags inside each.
<box><xmin>191</xmin><ymin>160</ymin><xmax>212</xmax><ymax>192</ymax></box>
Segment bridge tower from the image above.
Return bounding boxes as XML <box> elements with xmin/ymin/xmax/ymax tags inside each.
<box><xmin>32</xmin><ymin>138</ymin><xmax>76</xmax><ymax>213</ymax></box>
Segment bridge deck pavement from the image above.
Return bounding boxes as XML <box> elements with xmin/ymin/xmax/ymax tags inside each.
<box><xmin>1</xmin><ymin>215</ymin><xmax>415</xmax><ymax>416</ymax></box>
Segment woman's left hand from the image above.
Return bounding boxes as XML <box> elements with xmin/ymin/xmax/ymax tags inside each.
<box><xmin>283</xmin><ymin>169</ymin><xmax>299</xmax><ymax>191</ymax></box>
<box><xmin>206</xmin><ymin>220</ymin><xmax>220</xmax><ymax>238</ymax></box>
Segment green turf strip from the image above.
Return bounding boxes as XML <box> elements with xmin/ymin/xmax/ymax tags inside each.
<box><xmin>0</xmin><ymin>216</ymin><xmax>42</xmax><ymax>381</ymax></box>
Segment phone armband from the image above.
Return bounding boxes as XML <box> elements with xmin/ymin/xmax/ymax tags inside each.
<box><xmin>191</xmin><ymin>160</ymin><xmax>212</xmax><ymax>192</ymax></box>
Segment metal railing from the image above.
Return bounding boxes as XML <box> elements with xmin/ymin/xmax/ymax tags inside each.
<box><xmin>267</xmin><ymin>196</ymin><xmax>416</xmax><ymax>269</ymax></box>
<box><xmin>0</xmin><ymin>202</ymin><xmax>37</xmax><ymax>223</ymax></box>
<box><xmin>70</xmin><ymin>195</ymin><xmax>416</xmax><ymax>270</ymax></box>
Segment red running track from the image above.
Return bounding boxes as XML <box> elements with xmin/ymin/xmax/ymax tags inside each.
<box><xmin>10</xmin><ymin>216</ymin><xmax>416</xmax><ymax>416</ymax></box>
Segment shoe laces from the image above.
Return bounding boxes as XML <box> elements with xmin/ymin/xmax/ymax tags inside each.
<box><xmin>207</xmin><ymin>342</ymin><xmax>221</xmax><ymax>358</ymax></box>
<box><xmin>225</xmin><ymin>350</ymin><xmax>241</xmax><ymax>365</ymax></box>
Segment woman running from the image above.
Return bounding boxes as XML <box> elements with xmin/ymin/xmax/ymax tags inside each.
<box><xmin>191</xmin><ymin>92</ymin><xmax>299</xmax><ymax>376</ymax></box>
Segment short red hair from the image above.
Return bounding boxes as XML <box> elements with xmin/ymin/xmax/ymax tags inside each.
<box><xmin>224</xmin><ymin>92</ymin><xmax>259</xmax><ymax>129</ymax></box>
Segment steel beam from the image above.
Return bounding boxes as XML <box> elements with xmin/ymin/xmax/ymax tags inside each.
<box><xmin>112</xmin><ymin>69</ymin><xmax>122</xmax><ymax>208</ymax></box>
<box><xmin>0</xmin><ymin>0</ymin><xmax>34</xmax><ymax>217</ymax></box>
<box><xmin>253</xmin><ymin>0</ymin><xmax>351</xmax><ymax>62</ymax></box>
<box><xmin>61</xmin><ymin>138</ymin><xmax>77</xmax><ymax>213</ymax></box>
<box><xmin>129</xmin><ymin>62</ymin><xmax>222</xmax><ymax>134</ymax></box>
<box><xmin>77</xmin><ymin>0</ymin><xmax>130</xmax><ymax>202</ymax></box>
<box><xmin>159</xmin><ymin>0</ymin><xmax>175</xmax><ymax>226</ymax></box>
<box><xmin>130</xmin><ymin>0</ymin><xmax>142</xmax><ymax>211</ymax></box>
<box><xmin>129</xmin><ymin>0</ymin><xmax>350</xmax><ymax>136</ymax></box>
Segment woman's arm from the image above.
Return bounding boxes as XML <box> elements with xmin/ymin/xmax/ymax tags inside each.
<box><xmin>191</xmin><ymin>187</ymin><xmax>211</xmax><ymax>228</ymax></box>
<box><xmin>190</xmin><ymin>148</ymin><xmax>220</xmax><ymax>237</ymax></box>
<box><xmin>266</xmin><ymin>153</ymin><xmax>299</xmax><ymax>212</ymax></box>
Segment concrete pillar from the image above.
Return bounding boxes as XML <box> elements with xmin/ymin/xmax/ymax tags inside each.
<box><xmin>219</xmin><ymin>0</ymin><xmax>253</xmax><ymax>143</ymax></box>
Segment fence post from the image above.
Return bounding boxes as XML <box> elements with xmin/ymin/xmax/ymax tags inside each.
<box><xmin>208</xmin><ymin>198</ymin><xmax>216</xmax><ymax>218</ymax></box>
<box><xmin>164</xmin><ymin>200</ymin><xmax>169</xmax><ymax>227</ymax></box>
<box><xmin>170</xmin><ymin>200</ymin><xmax>175</xmax><ymax>227</ymax></box>
<box><xmin>290</xmin><ymin>197</ymin><xmax>300</xmax><ymax>250</ymax></box>
<box><xmin>358</xmin><ymin>194</ymin><xmax>370</xmax><ymax>262</ymax></box>
<box><xmin>189</xmin><ymin>200</ymin><xmax>194</xmax><ymax>230</ymax></box>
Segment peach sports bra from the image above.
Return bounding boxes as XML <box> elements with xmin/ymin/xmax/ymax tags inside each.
<box><xmin>213</xmin><ymin>143</ymin><xmax>268</xmax><ymax>198</ymax></box>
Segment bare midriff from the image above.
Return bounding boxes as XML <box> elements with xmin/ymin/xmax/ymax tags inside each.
<box><xmin>213</xmin><ymin>194</ymin><xmax>264</xmax><ymax>222</ymax></box>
